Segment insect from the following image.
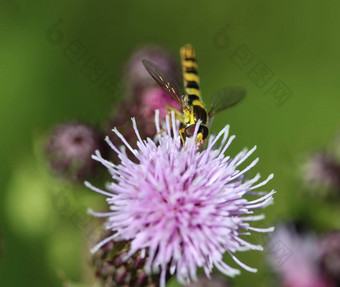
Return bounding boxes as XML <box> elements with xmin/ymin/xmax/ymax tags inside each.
<box><xmin>142</xmin><ymin>44</ymin><xmax>245</xmax><ymax>145</ymax></box>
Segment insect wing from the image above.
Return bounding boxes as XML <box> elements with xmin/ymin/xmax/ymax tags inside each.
<box><xmin>142</xmin><ymin>59</ymin><xmax>186</xmax><ymax>107</ymax></box>
<box><xmin>209</xmin><ymin>87</ymin><xmax>246</xmax><ymax>117</ymax></box>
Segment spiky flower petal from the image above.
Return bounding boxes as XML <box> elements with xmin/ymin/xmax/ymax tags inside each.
<box><xmin>87</xmin><ymin>111</ymin><xmax>275</xmax><ymax>287</ymax></box>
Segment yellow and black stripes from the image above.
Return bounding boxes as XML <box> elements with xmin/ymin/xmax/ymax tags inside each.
<box><xmin>180</xmin><ymin>44</ymin><xmax>201</xmax><ymax>98</ymax></box>
<box><xmin>180</xmin><ymin>45</ymin><xmax>209</xmax><ymax>128</ymax></box>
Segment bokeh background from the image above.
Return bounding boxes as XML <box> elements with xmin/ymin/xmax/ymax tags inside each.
<box><xmin>1</xmin><ymin>1</ymin><xmax>340</xmax><ymax>286</ymax></box>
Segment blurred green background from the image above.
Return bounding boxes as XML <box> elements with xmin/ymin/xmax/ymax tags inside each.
<box><xmin>1</xmin><ymin>1</ymin><xmax>340</xmax><ymax>286</ymax></box>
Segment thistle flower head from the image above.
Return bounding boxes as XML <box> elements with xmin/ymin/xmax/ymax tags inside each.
<box><xmin>87</xmin><ymin>111</ymin><xmax>275</xmax><ymax>286</ymax></box>
<box><xmin>45</xmin><ymin>122</ymin><xmax>104</xmax><ymax>182</ymax></box>
<box><xmin>319</xmin><ymin>230</ymin><xmax>340</xmax><ymax>286</ymax></box>
<box><xmin>300</xmin><ymin>152</ymin><xmax>340</xmax><ymax>196</ymax></box>
<box><xmin>268</xmin><ymin>224</ymin><xmax>331</xmax><ymax>287</ymax></box>
<box><xmin>139</xmin><ymin>87</ymin><xmax>180</xmax><ymax>121</ymax></box>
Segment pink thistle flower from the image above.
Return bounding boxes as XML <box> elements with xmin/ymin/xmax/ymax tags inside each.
<box><xmin>86</xmin><ymin>111</ymin><xmax>275</xmax><ymax>287</ymax></box>
<box><xmin>319</xmin><ymin>230</ymin><xmax>340</xmax><ymax>286</ymax></box>
<box><xmin>45</xmin><ymin>122</ymin><xmax>105</xmax><ymax>182</ymax></box>
<box><xmin>139</xmin><ymin>87</ymin><xmax>180</xmax><ymax>120</ymax></box>
<box><xmin>138</xmin><ymin>87</ymin><xmax>181</xmax><ymax>135</ymax></box>
<box><xmin>300</xmin><ymin>152</ymin><xmax>340</xmax><ymax>195</ymax></box>
<box><xmin>268</xmin><ymin>224</ymin><xmax>332</xmax><ymax>287</ymax></box>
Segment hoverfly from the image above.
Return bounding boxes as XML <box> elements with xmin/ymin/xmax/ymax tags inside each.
<box><xmin>142</xmin><ymin>44</ymin><xmax>245</xmax><ymax>145</ymax></box>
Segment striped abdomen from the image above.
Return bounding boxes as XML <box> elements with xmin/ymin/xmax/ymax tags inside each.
<box><xmin>180</xmin><ymin>44</ymin><xmax>201</xmax><ymax>99</ymax></box>
<box><xmin>180</xmin><ymin>44</ymin><xmax>208</xmax><ymax>127</ymax></box>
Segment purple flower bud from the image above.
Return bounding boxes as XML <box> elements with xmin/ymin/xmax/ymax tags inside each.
<box><xmin>319</xmin><ymin>231</ymin><xmax>340</xmax><ymax>286</ymax></box>
<box><xmin>268</xmin><ymin>224</ymin><xmax>331</xmax><ymax>287</ymax></box>
<box><xmin>92</xmin><ymin>233</ymin><xmax>163</xmax><ymax>287</ymax></box>
<box><xmin>301</xmin><ymin>152</ymin><xmax>340</xmax><ymax>195</ymax></box>
<box><xmin>45</xmin><ymin>122</ymin><xmax>105</xmax><ymax>182</ymax></box>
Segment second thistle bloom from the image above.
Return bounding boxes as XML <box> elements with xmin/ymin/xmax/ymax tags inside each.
<box><xmin>87</xmin><ymin>112</ymin><xmax>275</xmax><ymax>287</ymax></box>
<box><xmin>45</xmin><ymin>122</ymin><xmax>104</xmax><ymax>182</ymax></box>
<box><xmin>301</xmin><ymin>152</ymin><xmax>340</xmax><ymax>195</ymax></box>
<box><xmin>268</xmin><ymin>224</ymin><xmax>333</xmax><ymax>287</ymax></box>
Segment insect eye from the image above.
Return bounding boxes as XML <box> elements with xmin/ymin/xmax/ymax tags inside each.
<box><xmin>185</xmin><ymin>125</ymin><xmax>196</xmax><ymax>137</ymax></box>
<box><xmin>185</xmin><ymin>125</ymin><xmax>209</xmax><ymax>139</ymax></box>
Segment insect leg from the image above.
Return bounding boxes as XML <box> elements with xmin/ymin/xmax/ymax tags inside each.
<box><xmin>156</xmin><ymin>105</ymin><xmax>185</xmax><ymax>136</ymax></box>
<box><xmin>179</xmin><ymin>127</ymin><xmax>186</xmax><ymax>146</ymax></box>
<box><xmin>195</xmin><ymin>133</ymin><xmax>206</xmax><ymax>149</ymax></box>
<box><xmin>166</xmin><ymin>105</ymin><xmax>187</xmax><ymax>145</ymax></box>
<box><xmin>166</xmin><ymin>105</ymin><xmax>185</xmax><ymax>123</ymax></box>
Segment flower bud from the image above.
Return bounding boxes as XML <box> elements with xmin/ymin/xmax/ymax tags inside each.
<box><xmin>300</xmin><ymin>152</ymin><xmax>340</xmax><ymax>196</ymax></box>
<box><xmin>268</xmin><ymin>223</ymin><xmax>331</xmax><ymax>287</ymax></box>
<box><xmin>45</xmin><ymin>122</ymin><xmax>105</xmax><ymax>182</ymax></box>
<box><xmin>92</xmin><ymin>235</ymin><xmax>162</xmax><ymax>287</ymax></box>
<box><xmin>319</xmin><ymin>230</ymin><xmax>340</xmax><ymax>286</ymax></box>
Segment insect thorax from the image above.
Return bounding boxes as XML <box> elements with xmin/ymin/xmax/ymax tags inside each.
<box><xmin>184</xmin><ymin>96</ymin><xmax>208</xmax><ymax>126</ymax></box>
